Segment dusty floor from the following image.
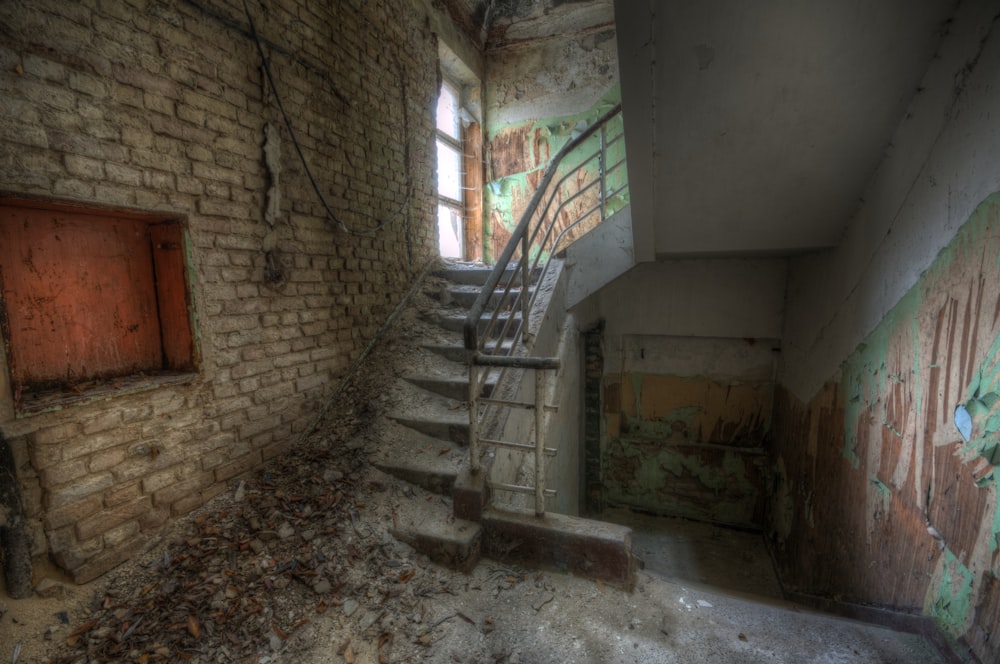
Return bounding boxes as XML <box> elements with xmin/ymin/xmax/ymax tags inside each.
<box><xmin>0</xmin><ymin>272</ymin><xmax>952</xmax><ymax>663</ymax></box>
<box><xmin>0</xmin><ymin>495</ymin><xmax>951</xmax><ymax>664</ymax></box>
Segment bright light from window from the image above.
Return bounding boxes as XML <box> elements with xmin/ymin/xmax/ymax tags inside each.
<box><xmin>436</xmin><ymin>83</ymin><xmax>461</xmax><ymax>140</ymax></box>
<box><xmin>436</xmin><ymin>81</ymin><xmax>464</xmax><ymax>258</ymax></box>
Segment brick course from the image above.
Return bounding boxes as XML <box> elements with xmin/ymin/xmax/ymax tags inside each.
<box><xmin>0</xmin><ymin>0</ymin><xmax>439</xmax><ymax>583</ymax></box>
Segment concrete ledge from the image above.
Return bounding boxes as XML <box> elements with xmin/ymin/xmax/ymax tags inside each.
<box><xmin>481</xmin><ymin>507</ymin><xmax>636</xmax><ymax>590</ymax></box>
<box><xmin>453</xmin><ymin>468</ymin><xmax>490</xmax><ymax>522</ymax></box>
<box><xmin>391</xmin><ymin>501</ymin><xmax>482</xmax><ymax>574</ymax></box>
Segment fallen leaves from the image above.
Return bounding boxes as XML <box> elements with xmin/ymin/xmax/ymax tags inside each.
<box><xmin>49</xmin><ymin>441</ymin><xmax>388</xmax><ymax>663</ymax></box>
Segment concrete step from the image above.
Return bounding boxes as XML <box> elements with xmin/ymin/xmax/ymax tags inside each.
<box><xmin>433</xmin><ymin>311</ymin><xmax>522</xmax><ymax>338</ymax></box>
<box><xmin>480</xmin><ymin>507</ymin><xmax>637</xmax><ymax>590</ymax></box>
<box><xmin>435</xmin><ymin>264</ymin><xmax>536</xmax><ymax>287</ymax></box>
<box><xmin>391</xmin><ymin>494</ymin><xmax>481</xmax><ymax>573</ymax></box>
<box><xmin>423</xmin><ymin>339</ymin><xmax>516</xmax><ymax>363</ymax></box>
<box><xmin>403</xmin><ymin>372</ymin><xmax>497</xmax><ymax>402</ymax></box>
<box><xmin>423</xmin><ymin>343</ymin><xmax>468</xmax><ymax>363</ymax></box>
<box><xmin>372</xmin><ymin>425</ymin><xmax>466</xmax><ymax>496</ymax></box>
<box><xmin>444</xmin><ymin>284</ymin><xmax>533</xmax><ymax>309</ymax></box>
<box><xmin>390</xmin><ymin>415</ymin><xmax>469</xmax><ymax>445</ymax></box>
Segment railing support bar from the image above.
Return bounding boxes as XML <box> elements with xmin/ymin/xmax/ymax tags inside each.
<box><xmin>520</xmin><ymin>237</ymin><xmax>531</xmax><ymax>344</ymax></box>
<box><xmin>599</xmin><ymin>122</ymin><xmax>607</xmax><ymax>221</ymax></box>
<box><xmin>534</xmin><ymin>368</ymin><xmax>546</xmax><ymax>517</ymax></box>
<box><xmin>468</xmin><ymin>360</ymin><xmax>480</xmax><ymax>474</ymax></box>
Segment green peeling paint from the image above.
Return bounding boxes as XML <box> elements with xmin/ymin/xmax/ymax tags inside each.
<box><xmin>483</xmin><ymin>85</ymin><xmax>627</xmax><ymax>262</ymax></box>
<box><xmin>930</xmin><ymin>549</ymin><xmax>974</xmax><ymax>635</ymax></box>
<box><xmin>835</xmin><ymin>192</ymin><xmax>1000</xmax><ymax>559</ymax></box>
<box><xmin>840</xmin><ymin>285</ymin><xmax>921</xmax><ymax>468</ymax></box>
<box><xmin>604</xmin><ymin>436</ymin><xmax>762</xmax><ymax>528</ymax></box>
<box><xmin>870</xmin><ymin>475</ymin><xmax>892</xmax><ymax>512</ymax></box>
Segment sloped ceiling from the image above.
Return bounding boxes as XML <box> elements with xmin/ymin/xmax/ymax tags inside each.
<box><xmin>615</xmin><ymin>0</ymin><xmax>959</xmax><ymax>258</ymax></box>
<box><xmin>437</xmin><ymin>0</ymin><xmax>611</xmax><ymax>49</ymax></box>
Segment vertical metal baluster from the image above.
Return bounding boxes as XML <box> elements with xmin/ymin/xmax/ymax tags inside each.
<box><xmin>599</xmin><ymin>123</ymin><xmax>608</xmax><ymax>222</ymax></box>
<box><xmin>534</xmin><ymin>368</ymin><xmax>545</xmax><ymax>516</ymax></box>
<box><xmin>520</xmin><ymin>234</ymin><xmax>530</xmax><ymax>344</ymax></box>
<box><xmin>468</xmin><ymin>358</ymin><xmax>480</xmax><ymax>474</ymax></box>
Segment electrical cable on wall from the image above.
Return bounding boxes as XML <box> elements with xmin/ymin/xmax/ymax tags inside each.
<box><xmin>239</xmin><ymin>0</ymin><xmax>414</xmax><ymax>236</ymax></box>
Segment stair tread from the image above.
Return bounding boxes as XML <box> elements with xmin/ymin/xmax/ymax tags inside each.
<box><xmin>389</xmin><ymin>406</ymin><xmax>468</xmax><ymax>426</ymax></box>
<box><xmin>395</xmin><ymin>500</ymin><xmax>480</xmax><ymax>543</ymax></box>
<box><xmin>403</xmin><ymin>370</ymin><xmax>497</xmax><ymax>385</ymax></box>
<box><xmin>372</xmin><ymin>422</ymin><xmax>466</xmax><ymax>494</ymax></box>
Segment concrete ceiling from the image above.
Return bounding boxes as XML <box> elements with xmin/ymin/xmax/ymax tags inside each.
<box><xmin>615</xmin><ymin>0</ymin><xmax>959</xmax><ymax>258</ymax></box>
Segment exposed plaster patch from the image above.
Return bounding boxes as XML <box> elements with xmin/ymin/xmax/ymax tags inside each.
<box><xmin>263</xmin><ymin>123</ymin><xmax>282</xmax><ymax>228</ymax></box>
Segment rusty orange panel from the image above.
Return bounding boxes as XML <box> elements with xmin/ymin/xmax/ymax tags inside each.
<box><xmin>149</xmin><ymin>223</ymin><xmax>194</xmax><ymax>372</ymax></box>
<box><xmin>0</xmin><ymin>205</ymin><xmax>163</xmax><ymax>386</ymax></box>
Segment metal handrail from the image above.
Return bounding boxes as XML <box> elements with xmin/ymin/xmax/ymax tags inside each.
<box><xmin>464</xmin><ymin>103</ymin><xmax>628</xmax><ymax>516</ymax></box>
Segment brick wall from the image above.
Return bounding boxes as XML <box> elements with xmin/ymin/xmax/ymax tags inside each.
<box><xmin>0</xmin><ymin>0</ymin><xmax>441</xmax><ymax>583</ymax></box>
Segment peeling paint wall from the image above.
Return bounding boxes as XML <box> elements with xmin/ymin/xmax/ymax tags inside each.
<box><xmin>770</xmin><ymin>5</ymin><xmax>1000</xmax><ymax>658</ymax></box>
<box><xmin>482</xmin><ymin>3</ymin><xmax>621</xmax><ymax>261</ymax></box>
<box><xmin>601</xmin><ymin>337</ymin><xmax>776</xmax><ymax>528</ymax></box>
<box><xmin>574</xmin><ymin>258</ymin><xmax>787</xmax><ymax>528</ymax></box>
<box><xmin>770</xmin><ymin>193</ymin><xmax>1000</xmax><ymax>657</ymax></box>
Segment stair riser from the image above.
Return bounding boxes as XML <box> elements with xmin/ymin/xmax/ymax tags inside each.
<box><xmin>449</xmin><ymin>287</ymin><xmax>533</xmax><ymax>310</ymax></box>
<box><xmin>424</xmin><ymin>345</ymin><xmax>468</xmax><ymax>363</ymax></box>
<box><xmin>405</xmin><ymin>377</ymin><xmax>495</xmax><ymax>402</ymax></box>
<box><xmin>481</xmin><ymin>510</ymin><xmax>636</xmax><ymax>590</ymax></box>
<box><xmin>435</xmin><ymin>267</ymin><xmax>531</xmax><ymax>287</ymax></box>
<box><xmin>436</xmin><ymin>315</ymin><xmax>521</xmax><ymax>338</ymax></box>
<box><xmin>392</xmin><ymin>418</ymin><xmax>470</xmax><ymax>446</ymax></box>
<box><xmin>423</xmin><ymin>343</ymin><xmax>515</xmax><ymax>363</ymax></box>
<box><xmin>374</xmin><ymin>463</ymin><xmax>456</xmax><ymax>496</ymax></box>
<box><xmin>392</xmin><ymin>528</ymin><xmax>481</xmax><ymax>574</ymax></box>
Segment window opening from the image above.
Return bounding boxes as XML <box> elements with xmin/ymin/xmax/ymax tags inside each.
<box><xmin>436</xmin><ymin>80</ymin><xmax>464</xmax><ymax>258</ymax></box>
<box><xmin>0</xmin><ymin>198</ymin><xmax>198</xmax><ymax>414</ymax></box>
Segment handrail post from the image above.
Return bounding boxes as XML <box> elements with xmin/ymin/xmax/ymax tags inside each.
<box><xmin>534</xmin><ymin>367</ymin><xmax>545</xmax><ymax>516</ymax></box>
<box><xmin>520</xmin><ymin>234</ymin><xmax>530</xmax><ymax>343</ymax></box>
<box><xmin>468</xmin><ymin>360</ymin><xmax>480</xmax><ymax>474</ymax></box>
<box><xmin>599</xmin><ymin>122</ymin><xmax>607</xmax><ymax>222</ymax></box>
<box><xmin>460</xmin><ymin>105</ymin><xmax>624</xmax><ymax>516</ymax></box>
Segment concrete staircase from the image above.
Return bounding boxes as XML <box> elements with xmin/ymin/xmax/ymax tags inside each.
<box><xmin>373</xmin><ymin>261</ymin><xmax>635</xmax><ymax>587</ymax></box>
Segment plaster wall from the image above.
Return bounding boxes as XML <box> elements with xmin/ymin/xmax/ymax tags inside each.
<box><xmin>767</xmin><ymin>5</ymin><xmax>1000</xmax><ymax>658</ymax></box>
<box><xmin>782</xmin><ymin>0</ymin><xmax>1000</xmax><ymax>401</ymax></box>
<box><xmin>564</xmin><ymin>205</ymin><xmax>634</xmax><ymax>310</ymax></box>
<box><xmin>579</xmin><ymin>258</ymin><xmax>787</xmax><ymax>349</ymax></box>
<box><xmin>482</xmin><ymin>6</ymin><xmax>621</xmax><ymax>261</ymax></box>
<box><xmin>484</xmin><ymin>0</ymin><xmax>615</xmax><ymax>127</ymax></box>
<box><xmin>614</xmin><ymin>0</ymin><xmax>956</xmax><ymax>257</ymax></box>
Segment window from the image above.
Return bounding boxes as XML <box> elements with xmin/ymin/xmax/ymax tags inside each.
<box><xmin>0</xmin><ymin>198</ymin><xmax>197</xmax><ymax>413</ymax></box>
<box><xmin>436</xmin><ymin>80</ymin><xmax>464</xmax><ymax>258</ymax></box>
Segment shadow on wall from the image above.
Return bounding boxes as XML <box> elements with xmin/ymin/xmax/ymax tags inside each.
<box><xmin>0</xmin><ymin>430</ymin><xmax>32</xmax><ymax>598</ymax></box>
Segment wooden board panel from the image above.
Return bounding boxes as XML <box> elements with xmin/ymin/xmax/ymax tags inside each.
<box><xmin>149</xmin><ymin>224</ymin><xmax>195</xmax><ymax>372</ymax></box>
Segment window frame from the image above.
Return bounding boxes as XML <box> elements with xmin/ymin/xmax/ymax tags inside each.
<box><xmin>436</xmin><ymin>78</ymin><xmax>466</xmax><ymax>258</ymax></box>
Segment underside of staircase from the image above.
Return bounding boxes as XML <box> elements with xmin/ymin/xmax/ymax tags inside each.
<box><xmin>371</xmin><ymin>260</ymin><xmax>635</xmax><ymax>588</ymax></box>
